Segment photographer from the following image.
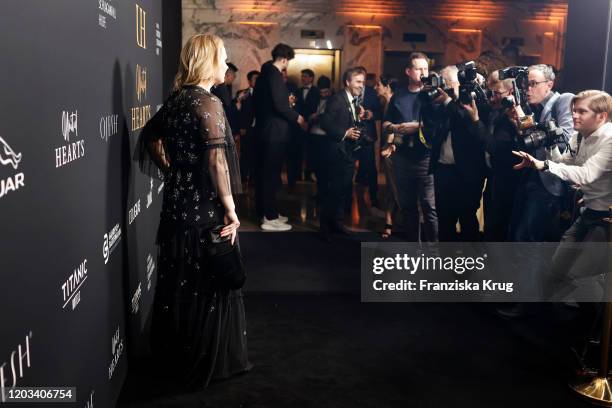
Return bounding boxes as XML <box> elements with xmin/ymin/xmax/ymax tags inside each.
<box><xmin>383</xmin><ymin>52</ymin><xmax>438</xmax><ymax>242</ymax></box>
<box><xmin>513</xmin><ymin>89</ymin><xmax>612</xmax><ymax>248</ymax></box>
<box><xmin>482</xmin><ymin>71</ymin><xmax>525</xmax><ymax>241</ymax></box>
<box><xmin>426</xmin><ymin>65</ymin><xmax>487</xmax><ymax>242</ymax></box>
<box><xmin>509</xmin><ymin>64</ymin><xmax>574</xmax><ymax>242</ymax></box>
<box><xmin>318</xmin><ymin>67</ymin><xmax>366</xmax><ymax>240</ymax></box>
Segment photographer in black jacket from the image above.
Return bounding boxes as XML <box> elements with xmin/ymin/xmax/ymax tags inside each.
<box><xmin>425</xmin><ymin>65</ymin><xmax>487</xmax><ymax>242</ymax></box>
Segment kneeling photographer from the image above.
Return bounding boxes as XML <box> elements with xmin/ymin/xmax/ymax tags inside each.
<box><xmin>422</xmin><ymin>63</ymin><xmax>487</xmax><ymax>242</ymax></box>
<box><xmin>513</xmin><ymin>89</ymin><xmax>612</xmax><ymax>285</ymax></box>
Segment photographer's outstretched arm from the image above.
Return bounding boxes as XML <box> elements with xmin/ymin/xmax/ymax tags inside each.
<box><xmin>547</xmin><ymin>140</ymin><xmax>612</xmax><ymax>186</ymax></box>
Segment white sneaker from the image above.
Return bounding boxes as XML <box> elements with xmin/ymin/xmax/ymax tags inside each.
<box><xmin>261</xmin><ymin>214</ymin><xmax>288</xmax><ymax>224</ymax></box>
<box><xmin>261</xmin><ymin>217</ymin><xmax>292</xmax><ymax>231</ymax></box>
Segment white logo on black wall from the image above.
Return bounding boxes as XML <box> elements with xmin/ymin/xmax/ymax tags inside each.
<box><xmin>128</xmin><ymin>199</ymin><xmax>141</xmax><ymax>225</ymax></box>
<box><xmin>103</xmin><ymin>223</ymin><xmax>122</xmax><ymax>265</ymax></box>
<box><xmin>0</xmin><ymin>136</ymin><xmax>25</xmax><ymax>199</ymax></box>
<box><xmin>108</xmin><ymin>326</ymin><xmax>124</xmax><ymax>380</ymax></box>
<box><xmin>56</xmin><ymin>110</ymin><xmax>85</xmax><ymax>168</ymax></box>
<box><xmin>100</xmin><ymin>114</ymin><xmax>118</xmax><ymax>141</ymax></box>
<box><xmin>61</xmin><ymin>259</ymin><xmax>88</xmax><ymax>310</ymax></box>
<box><xmin>146</xmin><ymin>253</ymin><xmax>155</xmax><ymax>291</ymax></box>
<box><xmin>85</xmin><ymin>390</ymin><xmax>94</xmax><ymax>408</ymax></box>
<box><xmin>0</xmin><ymin>331</ymin><xmax>33</xmax><ymax>403</ymax></box>
<box><xmin>146</xmin><ymin>178</ymin><xmax>153</xmax><ymax>208</ymax></box>
<box><xmin>98</xmin><ymin>0</ymin><xmax>117</xmax><ymax>29</ymax></box>
<box><xmin>131</xmin><ymin>282</ymin><xmax>142</xmax><ymax>315</ymax></box>
<box><xmin>155</xmin><ymin>22</ymin><xmax>162</xmax><ymax>56</ymax></box>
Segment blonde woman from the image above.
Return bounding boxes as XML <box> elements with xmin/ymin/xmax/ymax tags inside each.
<box><xmin>138</xmin><ymin>34</ymin><xmax>252</xmax><ymax>389</ymax></box>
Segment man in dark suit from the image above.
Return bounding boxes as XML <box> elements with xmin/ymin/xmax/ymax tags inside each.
<box><xmin>319</xmin><ymin>67</ymin><xmax>366</xmax><ymax>240</ymax></box>
<box><xmin>236</xmin><ymin>70</ymin><xmax>259</xmax><ymax>186</ymax></box>
<box><xmin>253</xmin><ymin>44</ymin><xmax>307</xmax><ymax>231</ymax></box>
<box><xmin>354</xmin><ymin>69</ymin><xmax>383</xmax><ymax>212</ymax></box>
<box><xmin>426</xmin><ymin>65</ymin><xmax>487</xmax><ymax>242</ymax></box>
<box><xmin>288</xmin><ymin>69</ymin><xmax>320</xmax><ymax>187</ymax></box>
<box><xmin>212</xmin><ymin>63</ymin><xmax>239</xmax><ymax>135</ymax></box>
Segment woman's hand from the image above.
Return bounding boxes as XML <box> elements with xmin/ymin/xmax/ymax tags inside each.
<box><xmin>221</xmin><ymin>210</ymin><xmax>240</xmax><ymax>245</ymax></box>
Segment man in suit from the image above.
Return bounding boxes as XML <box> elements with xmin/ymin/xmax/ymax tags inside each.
<box><xmin>253</xmin><ymin>43</ymin><xmax>307</xmax><ymax>231</ymax></box>
<box><xmin>509</xmin><ymin>64</ymin><xmax>574</xmax><ymax>242</ymax></box>
<box><xmin>212</xmin><ymin>63</ymin><xmax>239</xmax><ymax>135</ymax></box>
<box><xmin>354</xmin><ymin>68</ymin><xmax>383</xmax><ymax>212</ymax></box>
<box><xmin>236</xmin><ymin>70</ymin><xmax>259</xmax><ymax>186</ymax></box>
<box><xmin>289</xmin><ymin>69</ymin><xmax>320</xmax><ymax>187</ymax></box>
<box><xmin>426</xmin><ymin>65</ymin><xmax>487</xmax><ymax>242</ymax></box>
<box><xmin>319</xmin><ymin>67</ymin><xmax>366</xmax><ymax>240</ymax></box>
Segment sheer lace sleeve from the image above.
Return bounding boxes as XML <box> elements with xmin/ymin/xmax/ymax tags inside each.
<box><xmin>197</xmin><ymin>94</ymin><xmax>242</xmax><ymax>198</ymax></box>
<box><xmin>136</xmin><ymin>102</ymin><xmax>170</xmax><ymax>180</ymax></box>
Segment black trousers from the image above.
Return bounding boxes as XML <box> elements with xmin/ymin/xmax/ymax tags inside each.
<box><xmin>394</xmin><ymin>154</ymin><xmax>437</xmax><ymax>242</ymax></box>
<box><xmin>320</xmin><ymin>145</ymin><xmax>354</xmax><ymax>230</ymax></box>
<box><xmin>255</xmin><ymin>140</ymin><xmax>287</xmax><ymax>220</ymax></box>
<box><xmin>287</xmin><ymin>127</ymin><xmax>305</xmax><ymax>188</ymax></box>
<box><xmin>310</xmin><ymin>134</ymin><xmax>328</xmax><ymax>205</ymax></box>
<box><xmin>483</xmin><ymin>170</ymin><xmax>521</xmax><ymax>242</ymax></box>
<box><xmin>434</xmin><ymin>164</ymin><xmax>484</xmax><ymax>242</ymax></box>
<box><xmin>355</xmin><ymin>144</ymin><xmax>379</xmax><ymax>207</ymax></box>
<box><xmin>239</xmin><ymin>127</ymin><xmax>257</xmax><ymax>184</ymax></box>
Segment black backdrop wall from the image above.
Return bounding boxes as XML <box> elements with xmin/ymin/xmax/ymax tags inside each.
<box><xmin>0</xmin><ymin>1</ymin><xmax>177</xmax><ymax>406</ymax></box>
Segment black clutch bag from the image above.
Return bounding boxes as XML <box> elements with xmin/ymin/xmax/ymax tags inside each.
<box><xmin>205</xmin><ymin>225</ymin><xmax>246</xmax><ymax>290</ymax></box>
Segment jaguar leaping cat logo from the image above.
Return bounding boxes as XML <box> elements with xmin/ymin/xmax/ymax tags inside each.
<box><xmin>0</xmin><ymin>136</ymin><xmax>22</xmax><ymax>170</ymax></box>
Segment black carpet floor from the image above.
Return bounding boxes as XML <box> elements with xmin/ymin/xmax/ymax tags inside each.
<box><xmin>117</xmin><ymin>232</ymin><xmax>593</xmax><ymax>408</ymax></box>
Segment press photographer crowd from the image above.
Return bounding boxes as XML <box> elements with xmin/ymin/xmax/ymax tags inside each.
<box><xmin>209</xmin><ymin>43</ymin><xmax>611</xmax><ymax>374</ymax></box>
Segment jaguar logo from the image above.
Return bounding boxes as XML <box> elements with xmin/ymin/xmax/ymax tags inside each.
<box><xmin>0</xmin><ymin>136</ymin><xmax>22</xmax><ymax>170</ymax></box>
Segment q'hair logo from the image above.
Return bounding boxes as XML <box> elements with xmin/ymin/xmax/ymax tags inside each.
<box><xmin>0</xmin><ymin>331</ymin><xmax>33</xmax><ymax>403</ymax></box>
<box><xmin>108</xmin><ymin>326</ymin><xmax>124</xmax><ymax>380</ymax></box>
<box><xmin>98</xmin><ymin>0</ymin><xmax>116</xmax><ymax>29</ymax></box>
<box><xmin>55</xmin><ymin>110</ymin><xmax>85</xmax><ymax>168</ymax></box>
<box><xmin>85</xmin><ymin>390</ymin><xmax>94</xmax><ymax>408</ymax></box>
<box><xmin>136</xmin><ymin>4</ymin><xmax>146</xmax><ymax>49</ymax></box>
<box><xmin>0</xmin><ymin>136</ymin><xmax>25</xmax><ymax>199</ymax></box>
<box><xmin>103</xmin><ymin>222</ymin><xmax>122</xmax><ymax>265</ymax></box>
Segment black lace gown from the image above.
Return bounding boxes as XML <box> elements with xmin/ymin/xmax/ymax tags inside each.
<box><xmin>138</xmin><ymin>85</ymin><xmax>252</xmax><ymax>389</ymax></box>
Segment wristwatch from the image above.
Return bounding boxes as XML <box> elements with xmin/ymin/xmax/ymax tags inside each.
<box><xmin>541</xmin><ymin>159</ymin><xmax>550</xmax><ymax>171</ymax></box>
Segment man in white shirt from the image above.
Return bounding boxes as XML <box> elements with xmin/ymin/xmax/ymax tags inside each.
<box><xmin>513</xmin><ymin>90</ymin><xmax>612</xmax><ymax>301</ymax></box>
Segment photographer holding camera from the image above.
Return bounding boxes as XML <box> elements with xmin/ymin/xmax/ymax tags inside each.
<box><xmin>318</xmin><ymin>67</ymin><xmax>367</xmax><ymax>240</ymax></box>
<box><xmin>509</xmin><ymin>64</ymin><xmax>574</xmax><ymax>242</ymax></box>
<box><xmin>383</xmin><ymin>52</ymin><xmax>438</xmax><ymax>242</ymax></box>
<box><xmin>482</xmin><ymin>70</ymin><xmax>526</xmax><ymax>241</ymax></box>
<box><xmin>424</xmin><ymin>65</ymin><xmax>487</xmax><ymax>242</ymax></box>
<box><xmin>513</xmin><ymin>89</ymin><xmax>612</xmax><ymax>247</ymax></box>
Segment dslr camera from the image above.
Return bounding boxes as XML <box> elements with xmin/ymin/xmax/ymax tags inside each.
<box><xmin>519</xmin><ymin>120</ymin><xmax>565</xmax><ymax>150</ymax></box>
<box><xmin>419</xmin><ymin>73</ymin><xmax>454</xmax><ymax>102</ymax></box>
<box><xmin>457</xmin><ymin>61</ymin><xmax>488</xmax><ymax>106</ymax></box>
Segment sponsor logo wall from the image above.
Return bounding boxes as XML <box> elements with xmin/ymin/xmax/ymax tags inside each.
<box><xmin>0</xmin><ymin>1</ymin><xmax>164</xmax><ymax>407</ymax></box>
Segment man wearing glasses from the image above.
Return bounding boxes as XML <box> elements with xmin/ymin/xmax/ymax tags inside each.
<box><xmin>509</xmin><ymin>64</ymin><xmax>574</xmax><ymax>242</ymax></box>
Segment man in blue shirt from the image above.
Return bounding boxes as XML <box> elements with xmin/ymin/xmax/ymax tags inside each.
<box><xmin>383</xmin><ymin>52</ymin><xmax>438</xmax><ymax>242</ymax></box>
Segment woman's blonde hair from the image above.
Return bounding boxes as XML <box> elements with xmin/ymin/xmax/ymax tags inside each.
<box><xmin>173</xmin><ymin>34</ymin><xmax>225</xmax><ymax>90</ymax></box>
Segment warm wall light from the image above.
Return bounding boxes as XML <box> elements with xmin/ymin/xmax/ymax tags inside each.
<box><xmin>346</xmin><ymin>24</ymin><xmax>383</xmax><ymax>29</ymax></box>
<box><xmin>544</xmin><ymin>31</ymin><xmax>555</xmax><ymax>36</ymax></box>
<box><xmin>326</xmin><ymin>40</ymin><xmax>333</xmax><ymax>49</ymax></box>
<box><xmin>449</xmin><ymin>28</ymin><xmax>482</xmax><ymax>33</ymax></box>
<box><xmin>235</xmin><ymin>21</ymin><xmax>278</xmax><ymax>26</ymax></box>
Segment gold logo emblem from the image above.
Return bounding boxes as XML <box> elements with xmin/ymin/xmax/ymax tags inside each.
<box><xmin>136</xmin><ymin>64</ymin><xmax>147</xmax><ymax>102</ymax></box>
<box><xmin>136</xmin><ymin>4</ymin><xmax>146</xmax><ymax>49</ymax></box>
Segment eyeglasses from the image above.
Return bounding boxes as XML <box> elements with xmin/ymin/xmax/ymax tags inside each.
<box><xmin>527</xmin><ymin>80</ymin><xmax>549</xmax><ymax>88</ymax></box>
<box><xmin>492</xmin><ymin>90</ymin><xmax>510</xmax><ymax>97</ymax></box>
